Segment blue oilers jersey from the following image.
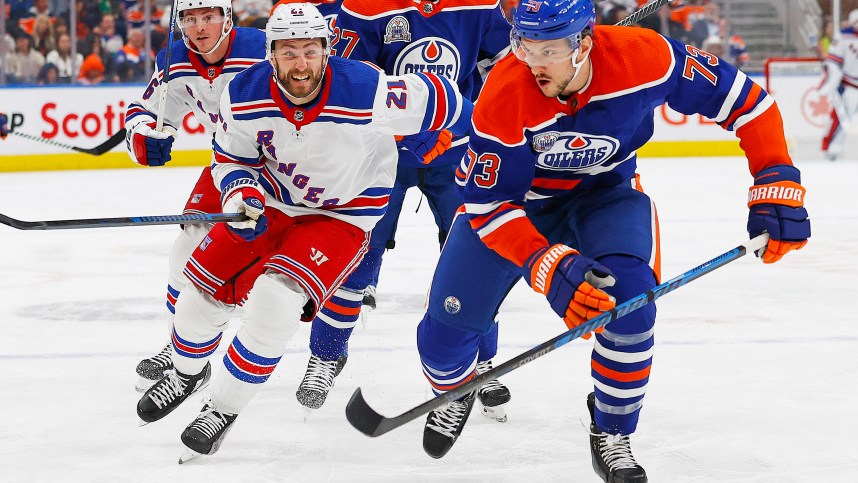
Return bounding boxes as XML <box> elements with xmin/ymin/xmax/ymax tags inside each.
<box><xmin>335</xmin><ymin>0</ymin><xmax>511</xmax><ymax>165</ymax></box>
<box><xmin>462</xmin><ymin>25</ymin><xmax>795</xmax><ymax>267</ymax></box>
<box><xmin>212</xmin><ymin>56</ymin><xmax>469</xmax><ymax>231</ymax></box>
<box><xmin>126</xmin><ymin>27</ymin><xmax>267</xmax><ymax>134</ymax></box>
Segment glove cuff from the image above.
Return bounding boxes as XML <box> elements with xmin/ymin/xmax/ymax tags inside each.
<box><xmin>753</xmin><ymin>164</ymin><xmax>800</xmax><ymax>185</ymax></box>
<box><xmin>748</xmin><ymin>165</ymin><xmax>805</xmax><ymax>209</ymax></box>
<box><xmin>221</xmin><ymin>177</ymin><xmax>263</xmax><ymax>204</ymax></box>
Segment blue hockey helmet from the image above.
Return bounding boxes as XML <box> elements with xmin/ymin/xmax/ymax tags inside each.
<box><xmin>510</xmin><ymin>0</ymin><xmax>596</xmax><ymax>66</ymax></box>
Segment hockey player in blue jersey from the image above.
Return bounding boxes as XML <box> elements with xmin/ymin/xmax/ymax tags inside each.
<box><xmin>126</xmin><ymin>0</ymin><xmax>268</xmax><ymax>392</ymax></box>
<box><xmin>135</xmin><ymin>2</ymin><xmax>473</xmax><ymax>461</ymax></box>
<box><xmin>413</xmin><ymin>0</ymin><xmax>810</xmax><ymax>477</ymax></box>
<box><xmin>297</xmin><ymin>0</ymin><xmax>516</xmax><ymax>422</ymax></box>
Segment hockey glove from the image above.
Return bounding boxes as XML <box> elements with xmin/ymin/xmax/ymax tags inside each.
<box><xmin>126</xmin><ymin>121</ymin><xmax>176</xmax><ymax>166</ymax></box>
<box><xmin>523</xmin><ymin>244</ymin><xmax>616</xmax><ymax>336</ymax></box>
<box><xmin>0</xmin><ymin>112</ymin><xmax>8</xmax><ymax>139</ymax></box>
<box><xmin>396</xmin><ymin>129</ymin><xmax>453</xmax><ymax>165</ymax></box>
<box><xmin>221</xmin><ymin>178</ymin><xmax>268</xmax><ymax>242</ymax></box>
<box><xmin>747</xmin><ymin>165</ymin><xmax>810</xmax><ymax>264</ymax></box>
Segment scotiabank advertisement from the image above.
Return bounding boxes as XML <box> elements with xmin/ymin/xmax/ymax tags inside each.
<box><xmin>0</xmin><ymin>84</ymin><xmax>212</xmax><ymax>156</ymax></box>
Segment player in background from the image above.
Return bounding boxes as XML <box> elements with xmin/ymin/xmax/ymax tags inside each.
<box><xmin>135</xmin><ymin>2</ymin><xmax>472</xmax><ymax>461</ymax></box>
<box><xmin>296</xmin><ymin>0</ymin><xmax>515</xmax><ymax>422</ymax></box>
<box><xmin>818</xmin><ymin>9</ymin><xmax>858</xmax><ymax>161</ymax></box>
<box><xmin>413</xmin><ymin>0</ymin><xmax>810</xmax><ymax>477</ymax></box>
<box><xmin>124</xmin><ymin>0</ymin><xmax>267</xmax><ymax>392</ymax></box>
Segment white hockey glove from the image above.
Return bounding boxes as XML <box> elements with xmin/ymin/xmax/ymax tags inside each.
<box><xmin>221</xmin><ymin>178</ymin><xmax>268</xmax><ymax>241</ymax></box>
<box><xmin>126</xmin><ymin>121</ymin><xmax>176</xmax><ymax>166</ymax></box>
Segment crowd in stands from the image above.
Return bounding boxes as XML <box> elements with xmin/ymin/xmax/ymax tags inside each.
<box><xmin>0</xmin><ymin>0</ymin><xmax>845</xmax><ymax>86</ymax></box>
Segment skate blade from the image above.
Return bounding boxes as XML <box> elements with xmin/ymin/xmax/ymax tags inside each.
<box><xmin>480</xmin><ymin>405</ymin><xmax>508</xmax><ymax>423</ymax></box>
<box><xmin>178</xmin><ymin>449</ymin><xmax>202</xmax><ymax>464</ymax></box>
<box><xmin>137</xmin><ymin>418</ymin><xmax>151</xmax><ymax>427</ymax></box>
<box><xmin>302</xmin><ymin>406</ymin><xmax>317</xmax><ymax>423</ymax></box>
<box><xmin>135</xmin><ymin>376</ymin><xmax>157</xmax><ymax>393</ymax></box>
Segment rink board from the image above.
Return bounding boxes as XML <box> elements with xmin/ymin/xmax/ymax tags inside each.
<box><xmin>1</xmin><ymin>70</ymin><xmax>829</xmax><ymax>172</ymax></box>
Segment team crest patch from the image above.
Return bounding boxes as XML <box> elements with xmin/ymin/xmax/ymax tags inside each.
<box><xmin>384</xmin><ymin>16</ymin><xmax>411</xmax><ymax>43</ymax></box>
<box><xmin>535</xmin><ymin>131</ymin><xmax>621</xmax><ymax>173</ymax></box>
<box><xmin>294</xmin><ymin>109</ymin><xmax>305</xmax><ymax>122</ymax></box>
<box><xmin>532</xmin><ymin>131</ymin><xmax>560</xmax><ymax>152</ymax></box>
<box><xmin>191</xmin><ymin>194</ymin><xmax>203</xmax><ymax>204</ymax></box>
<box><xmin>444</xmin><ymin>296</ymin><xmax>461</xmax><ymax>314</ymax></box>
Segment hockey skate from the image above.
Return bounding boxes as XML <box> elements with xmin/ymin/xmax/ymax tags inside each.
<box><xmin>135</xmin><ymin>342</ymin><xmax>173</xmax><ymax>392</ymax></box>
<box><xmin>136</xmin><ymin>362</ymin><xmax>211</xmax><ymax>425</ymax></box>
<box><xmin>587</xmin><ymin>393</ymin><xmax>647</xmax><ymax>483</ymax></box>
<box><xmin>295</xmin><ymin>355</ymin><xmax>348</xmax><ymax>410</ymax></box>
<box><xmin>475</xmin><ymin>360</ymin><xmax>511</xmax><ymax>423</ymax></box>
<box><xmin>422</xmin><ymin>391</ymin><xmax>476</xmax><ymax>459</ymax></box>
<box><xmin>179</xmin><ymin>399</ymin><xmax>238</xmax><ymax>464</ymax></box>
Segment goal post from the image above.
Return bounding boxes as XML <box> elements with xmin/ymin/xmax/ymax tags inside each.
<box><xmin>763</xmin><ymin>57</ymin><xmax>858</xmax><ymax>160</ymax></box>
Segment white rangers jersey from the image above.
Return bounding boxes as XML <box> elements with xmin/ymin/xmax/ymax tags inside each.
<box><xmin>820</xmin><ymin>27</ymin><xmax>858</xmax><ymax>93</ymax></box>
<box><xmin>213</xmin><ymin>55</ymin><xmax>470</xmax><ymax>231</ymax></box>
<box><xmin>125</xmin><ymin>28</ymin><xmax>267</xmax><ymax>133</ymax></box>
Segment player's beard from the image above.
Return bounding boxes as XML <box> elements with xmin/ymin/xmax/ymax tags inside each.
<box><xmin>535</xmin><ymin>68</ymin><xmax>576</xmax><ymax>99</ymax></box>
<box><xmin>278</xmin><ymin>63</ymin><xmax>324</xmax><ymax>100</ymax></box>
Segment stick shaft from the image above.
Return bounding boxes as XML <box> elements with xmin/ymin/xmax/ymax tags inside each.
<box><xmin>0</xmin><ymin>212</ymin><xmax>246</xmax><ymax>230</ymax></box>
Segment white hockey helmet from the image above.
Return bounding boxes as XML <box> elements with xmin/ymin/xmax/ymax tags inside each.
<box><xmin>266</xmin><ymin>2</ymin><xmax>332</xmax><ymax>55</ymax></box>
<box><xmin>175</xmin><ymin>0</ymin><xmax>233</xmax><ymax>56</ymax></box>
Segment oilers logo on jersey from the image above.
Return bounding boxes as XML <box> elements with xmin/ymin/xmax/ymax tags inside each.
<box><xmin>535</xmin><ymin>132</ymin><xmax>619</xmax><ymax>171</ymax></box>
<box><xmin>394</xmin><ymin>37</ymin><xmax>461</xmax><ymax>80</ymax></box>
<box><xmin>384</xmin><ymin>16</ymin><xmax>412</xmax><ymax>43</ymax></box>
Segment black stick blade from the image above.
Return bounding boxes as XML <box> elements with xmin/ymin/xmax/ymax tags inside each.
<box><xmin>346</xmin><ymin>388</ymin><xmax>387</xmax><ymax>437</ymax></box>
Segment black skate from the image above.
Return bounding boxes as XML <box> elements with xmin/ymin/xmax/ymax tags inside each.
<box><xmin>179</xmin><ymin>399</ymin><xmax>238</xmax><ymax>464</ymax></box>
<box><xmin>475</xmin><ymin>360</ymin><xmax>511</xmax><ymax>423</ymax></box>
<box><xmin>136</xmin><ymin>362</ymin><xmax>211</xmax><ymax>425</ymax></box>
<box><xmin>362</xmin><ymin>285</ymin><xmax>377</xmax><ymax>311</ymax></box>
<box><xmin>296</xmin><ymin>355</ymin><xmax>348</xmax><ymax>410</ymax></box>
<box><xmin>422</xmin><ymin>392</ymin><xmax>476</xmax><ymax>459</ymax></box>
<box><xmin>588</xmin><ymin>393</ymin><xmax>648</xmax><ymax>483</ymax></box>
<box><xmin>135</xmin><ymin>342</ymin><xmax>173</xmax><ymax>392</ymax></box>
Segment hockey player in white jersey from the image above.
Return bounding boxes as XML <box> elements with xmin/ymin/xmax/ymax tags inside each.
<box><xmin>819</xmin><ymin>9</ymin><xmax>858</xmax><ymax>161</ymax></box>
<box><xmin>124</xmin><ymin>0</ymin><xmax>267</xmax><ymax>391</ymax></box>
<box><xmin>135</xmin><ymin>2</ymin><xmax>472</xmax><ymax>461</ymax></box>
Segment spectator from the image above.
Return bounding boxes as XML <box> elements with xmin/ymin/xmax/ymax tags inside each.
<box><xmin>53</xmin><ymin>15</ymin><xmax>69</xmax><ymax>38</ymax></box>
<box><xmin>5</xmin><ymin>33</ymin><xmax>45</xmax><ymax>83</ymax></box>
<box><xmin>95</xmin><ymin>14</ymin><xmax>125</xmax><ymax>55</ymax></box>
<box><xmin>24</xmin><ymin>0</ymin><xmax>52</xmax><ymax>17</ymax></box>
<box><xmin>78</xmin><ymin>33</ymin><xmax>117</xmax><ymax>81</ymax></box>
<box><xmin>233</xmin><ymin>0</ymin><xmax>272</xmax><ymax>27</ymax></box>
<box><xmin>124</xmin><ymin>0</ymin><xmax>165</xmax><ymax>29</ymax></box>
<box><xmin>31</xmin><ymin>14</ymin><xmax>56</xmax><ymax>56</ymax></box>
<box><xmin>816</xmin><ymin>17</ymin><xmax>834</xmax><ymax>59</ymax></box>
<box><xmin>689</xmin><ymin>0</ymin><xmax>726</xmax><ymax>48</ymax></box>
<box><xmin>37</xmin><ymin>61</ymin><xmax>59</xmax><ymax>84</ymax></box>
<box><xmin>77</xmin><ymin>53</ymin><xmax>105</xmax><ymax>84</ymax></box>
<box><xmin>701</xmin><ymin>34</ymin><xmax>749</xmax><ymax>71</ymax></box>
<box><xmin>45</xmin><ymin>32</ymin><xmax>83</xmax><ymax>82</ymax></box>
<box><xmin>114</xmin><ymin>28</ymin><xmax>152</xmax><ymax>82</ymax></box>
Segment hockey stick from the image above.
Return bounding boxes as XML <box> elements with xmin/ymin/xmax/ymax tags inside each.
<box><xmin>616</xmin><ymin>0</ymin><xmax>673</xmax><ymax>27</ymax></box>
<box><xmin>155</xmin><ymin>0</ymin><xmax>179</xmax><ymax>132</ymax></box>
<box><xmin>0</xmin><ymin>212</ymin><xmax>247</xmax><ymax>230</ymax></box>
<box><xmin>9</xmin><ymin>128</ymin><xmax>127</xmax><ymax>156</ymax></box>
<box><xmin>346</xmin><ymin>234</ymin><xmax>770</xmax><ymax>437</ymax></box>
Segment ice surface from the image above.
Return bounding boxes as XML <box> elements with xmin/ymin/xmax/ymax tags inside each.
<box><xmin>0</xmin><ymin>157</ymin><xmax>855</xmax><ymax>482</ymax></box>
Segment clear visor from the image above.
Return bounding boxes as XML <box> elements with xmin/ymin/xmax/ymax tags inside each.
<box><xmin>178</xmin><ymin>13</ymin><xmax>225</xmax><ymax>29</ymax></box>
<box><xmin>510</xmin><ymin>31</ymin><xmax>582</xmax><ymax>67</ymax></box>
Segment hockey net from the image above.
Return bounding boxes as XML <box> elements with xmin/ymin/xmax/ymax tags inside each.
<box><xmin>764</xmin><ymin>57</ymin><xmax>858</xmax><ymax>160</ymax></box>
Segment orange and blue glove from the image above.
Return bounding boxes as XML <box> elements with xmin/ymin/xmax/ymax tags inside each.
<box><xmin>0</xmin><ymin>112</ymin><xmax>8</xmax><ymax>140</ymax></box>
<box><xmin>523</xmin><ymin>244</ymin><xmax>617</xmax><ymax>336</ymax></box>
<box><xmin>396</xmin><ymin>129</ymin><xmax>453</xmax><ymax>165</ymax></box>
<box><xmin>747</xmin><ymin>165</ymin><xmax>810</xmax><ymax>263</ymax></box>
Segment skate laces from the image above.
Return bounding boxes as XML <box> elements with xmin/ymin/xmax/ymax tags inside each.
<box><xmin>475</xmin><ymin>361</ymin><xmax>504</xmax><ymax>394</ymax></box>
<box><xmin>426</xmin><ymin>399</ymin><xmax>469</xmax><ymax>438</ymax></box>
<box><xmin>147</xmin><ymin>369</ymin><xmax>186</xmax><ymax>409</ymax></box>
<box><xmin>595</xmin><ymin>432</ymin><xmax>639</xmax><ymax>470</ymax></box>
<box><xmin>300</xmin><ymin>356</ymin><xmax>338</xmax><ymax>392</ymax></box>
<box><xmin>148</xmin><ymin>343</ymin><xmax>173</xmax><ymax>367</ymax></box>
<box><xmin>189</xmin><ymin>402</ymin><xmax>232</xmax><ymax>439</ymax></box>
